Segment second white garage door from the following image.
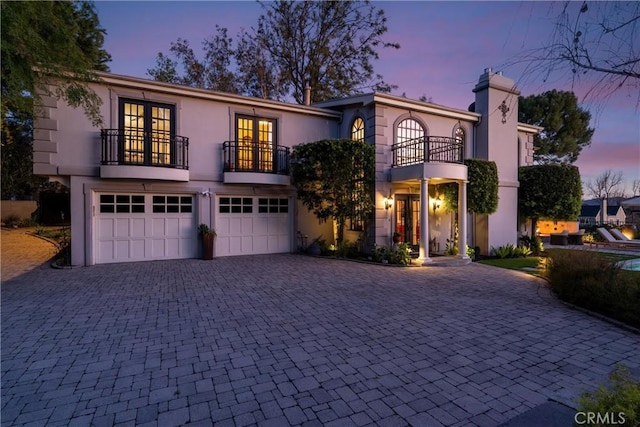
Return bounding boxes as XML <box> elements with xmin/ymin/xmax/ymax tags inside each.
<box><xmin>216</xmin><ymin>196</ymin><xmax>291</xmax><ymax>256</ymax></box>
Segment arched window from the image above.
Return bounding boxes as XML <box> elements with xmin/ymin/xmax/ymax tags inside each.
<box><xmin>348</xmin><ymin>117</ymin><xmax>366</xmax><ymax>230</ymax></box>
<box><xmin>395</xmin><ymin>118</ymin><xmax>425</xmax><ymax>166</ymax></box>
<box><xmin>351</xmin><ymin>117</ymin><xmax>365</xmax><ymax>142</ymax></box>
<box><xmin>454</xmin><ymin>126</ymin><xmax>465</xmax><ymax>144</ymax></box>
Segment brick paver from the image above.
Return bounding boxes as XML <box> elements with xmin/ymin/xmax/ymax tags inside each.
<box><xmin>1</xmin><ymin>254</ymin><xmax>639</xmax><ymax>426</ymax></box>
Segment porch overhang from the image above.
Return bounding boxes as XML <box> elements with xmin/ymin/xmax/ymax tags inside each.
<box><xmin>390</xmin><ymin>162</ymin><xmax>467</xmax><ymax>182</ymax></box>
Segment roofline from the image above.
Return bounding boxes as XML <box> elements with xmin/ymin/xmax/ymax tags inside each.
<box><xmin>94</xmin><ymin>71</ymin><xmax>342</xmax><ymax>119</ymax></box>
<box><xmin>517</xmin><ymin>123</ymin><xmax>544</xmax><ymax>134</ymax></box>
<box><xmin>315</xmin><ymin>92</ymin><xmax>481</xmax><ymax>122</ymax></box>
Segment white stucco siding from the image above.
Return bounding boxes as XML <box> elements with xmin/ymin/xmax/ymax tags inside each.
<box><xmin>488</xmin><ymin>185</ymin><xmax>520</xmax><ymax>251</ymax></box>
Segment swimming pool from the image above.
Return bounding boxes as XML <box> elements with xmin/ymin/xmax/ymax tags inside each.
<box><xmin>618</xmin><ymin>258</ymin><xmax>640</xmax><ymax>271</ymax></box>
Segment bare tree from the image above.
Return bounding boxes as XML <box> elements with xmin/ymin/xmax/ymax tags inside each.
<box><xmin>632</xmin><ymin>179</ymin><xmax>640</xmax><ymax>196</ymax></box>
<box><xmin>147</xmin><ymin>1</ymin><xmax>399</xmax><ymax>104</ymax></box>
<box><xmin>509</xmin><ymin>2</ymin><xmax>639</xmax><ymax>106</ymax></box>
<box><xmin>585</xmin><ymin>169</ymin><xmax>625</xmax><ymax>199</ymax></box>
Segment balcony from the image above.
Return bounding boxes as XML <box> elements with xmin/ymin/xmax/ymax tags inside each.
<box><xmin>100</xmin><ymin>129</ymin><xmax>189</xmax><ymax>181</ymax></box>
<box><xmin>390</xmin><ymin>136</ymin><xmax>467</xmax><ymax>182</ymax></box>
<box><xmin>222</xmin><ymin>141</ymin><xmax>291</xmax><ymax>185</ymax></box>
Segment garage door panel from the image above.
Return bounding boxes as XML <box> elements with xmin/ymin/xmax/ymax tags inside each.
<box><xmin>99</xmin><ymin>240</ymin><xmax>114</xmax><ymax>261</ymax></box>
<box><xmin>229</xmin><ymin>237</ymin><xmax>241</xmax><ymax>254</ymax></box>
<box><xmin>241</xmin><ymin>235</ymin><xmax>254</xmax><ymax>253</ymax></box>
<box><xmin>241</xmin><ymin>217</ymin><xmax>253</xmax><ymax>234</ymax></box>
<box><xmin>152</xmin><ymin>239</ymin><xmax>166</xmax><ymax>257</ymax></box>
<box><xmin>98</xmin><ymin>218</ymin><xmax>114</xmax><ymax>239</ymax></box>
<box><xmin>130</xmin><ymin>239</ymin><xmax>145</xmax><ymax>259</ymax></box>
<box><xmin>131</xmin><ymin>218</ymin><xmax>145</xmax><ymax>237</ymax></box>
<box><xmin>115</xmin><ymin>218</ymin><xmax>132</xmax><ymax>237</ymax></box>
<box><xmin>115</xmin><ymin>240</ymin><xmax>131</xmax><ymax>260</ymax></box>
<box><xmin>229</xmin><ymin>217</ymin><xmax>242</xmax><ymax>233</ymax></box>
<box><xmin>152</xmin><ymin>218</ymin><xmax>166</xmax><ymax>236</ymax></box>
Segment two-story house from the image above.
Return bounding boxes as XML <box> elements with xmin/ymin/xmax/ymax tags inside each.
<box><xmin>33</xmin><ymin>68</ymin><xmax>539</xmax><ymax>266</ymax></box>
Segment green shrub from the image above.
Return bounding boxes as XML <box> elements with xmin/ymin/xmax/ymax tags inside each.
<box><xmin>445</xmin><ymin>238</ymin><xmax>458</xmax><ymax>255</ymax></box>
<box><xmin>372</xmin><ymin>244</ymin><xmax>390</xmax><ymax>263</ymax></box>
<box><xmin>492</xmin><ymin>244</ymin><xmax>533</xmax><ymax>258</ymax></box>
<box><xmin>575</xmin><ymin>364</ymin><xmax>640</xmax><ymax>427</ymax></box>
<box><xmin>520</xmin><ymin>235</ymin><xmax>544</xmax><ymax>254</ymax></box>
<box><xmin>389</xmin><ymin>242</ymin><xmax>411</xmax><ymax>265</ymax></box>
<box><xmin>19</xmin><ymin>217</ymin><xmax>38</xmax><ymax>227</ymax></box>
<box><xmin>492</xmin><ymin>244</ymin><xmax>515</xmax><ymax>258</ymax></box>
<box><xmin>336</xmin><ymin>240</ymin><xmax>360</xmax><ymax>258</ymax></box>
<box><xmin>514</xmin><ymin>245</ymin><xmax>532</xmax><ymax>257</ymax></box>
<box><xmin>546</xmin><ymin>250</ymin><xmax>640</xmax><ymax>327</ymax></box>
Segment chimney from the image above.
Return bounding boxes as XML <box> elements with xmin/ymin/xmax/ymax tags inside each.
<box><xmin>600</xmin><ymin>198</ymin><xmax>608</xmax><ymax>224</ymax></box>
<box><xmin>304</xmin><ymin>86</ymin><xmax>311</xmax><ymax>106</ymax></box>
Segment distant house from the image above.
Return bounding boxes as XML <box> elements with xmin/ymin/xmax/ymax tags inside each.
<box><xmin>32</xmin><ymin>68</ymin><xmax>540</xmax><ymax>266</ymax></box>
<box><xmin>621</xmin><ymin>196</ymin><xmax>640</xmax><ymax>225</ymax></box>
<box><xmin>579</xmin><ymin>199</ymin><xmax>626</xmax><ymax>226</ymax></box>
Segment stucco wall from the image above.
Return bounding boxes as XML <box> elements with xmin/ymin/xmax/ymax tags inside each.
<box><xmin>1</xmin><ymin>201</ymin><xmax>38</xmax><ymax>221</ymax></box>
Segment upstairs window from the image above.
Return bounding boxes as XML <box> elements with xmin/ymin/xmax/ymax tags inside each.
<box><xmin>120</xmin><ymin>99</ymin><xmax>175</xmax><ymax>166</ymax></box>
<box><xmin>395</xmin><ymin>118</ymin><xmax>426</xmax><ymax>166</ymax></box>
<box><xmin>236</xmin><ymin>115</ymin><xmax>276</xmax><ymax>172</ymax></box>
<box><xmin>351</xmin><ymin>117</ymin><xmax>365</xmax><ymax>142</ymax></box>
<box><xmin>349</xmin><ymin>117</ymin><xmax>366</xmax><ymax>230</ymax></box>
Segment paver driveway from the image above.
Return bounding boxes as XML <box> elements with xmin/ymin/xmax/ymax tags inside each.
<box><xmin>2</xmin><ymin>255</ymin><xmax>639</xmax><ymax>426</ymax></box>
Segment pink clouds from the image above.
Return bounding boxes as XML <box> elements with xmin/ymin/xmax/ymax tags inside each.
<box><xmin>95</xmin><ymin>1</ymin><xmax>639</xmax><ymax>197</ymax></box>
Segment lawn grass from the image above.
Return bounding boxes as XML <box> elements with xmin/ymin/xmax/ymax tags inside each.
<box><xmin>478</xmin><ymin>257</ymin><xmax>542</xmax><ymax>272</ymax></box>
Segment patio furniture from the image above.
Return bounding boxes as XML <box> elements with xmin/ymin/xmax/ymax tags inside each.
<box><xmin>567</xmin><ymin>229</ymin><xmax>585</xmax><ymax>245</ymax></box>
<box><xmin>550</xmin><ymin>230</ymin><xmax>569</xmax><ymax>245</ymax></box>
<box><xmin>595</xmin><ymin>228</ymin><xmax>640</xmax><ymax>249</ymax></box>
<box><xmin>610</xmin><ymin>229</ymin><xmax>640</xmax><ymax>243</ymax></box>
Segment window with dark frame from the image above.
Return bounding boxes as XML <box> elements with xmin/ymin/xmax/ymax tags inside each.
<box><xmin>120</xmin><ymin>99</ymin><xmax>176</xmax><ymax>166</ymax></box>
<box><xmin>236</xmin><ymin>115</ymin><xmax>276</xmax><ymax>172</ymax></box>
<box><xmin>351</xmin><ymin>117</ymin><xmax>365</xmax><ymax>142</ymax></box>
<box><xmin>99</xmin><ymin>194</ymin><xmax>145</xmax><ymax>214</ymax></box>
<box><xmin>348</xmin><ymin>117</ymin><xmax>366</xmax><ymax>231</ymax></box>
<box><xmin>396</xmin><ymin>118</ymin><xmax>426</xmax><ymax>165</ymax></box>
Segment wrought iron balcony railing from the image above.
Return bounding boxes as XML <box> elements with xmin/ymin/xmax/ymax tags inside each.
<box><xmin>223</xmin><ymin>141</ymin><xmax>290</xmax><ymax>175</ymax></box>
<box><xmin>101</xmin><ymin>129</ymin><xmax>189</xmax><ymax>169</ymax></box>
<box><xmin>391</xmin><ymin>136</ymin><xmax>463</xmax><ymax>167</ymax></box>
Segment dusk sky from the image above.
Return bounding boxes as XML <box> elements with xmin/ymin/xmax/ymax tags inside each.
<box><xmin>95</xmin><ymin>1</ymin><xmax>639</xmax><ymax>197</ymax></box>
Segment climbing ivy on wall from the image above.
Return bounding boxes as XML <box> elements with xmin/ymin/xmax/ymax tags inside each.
<box><xmin>439</xmin><ymin>159</ymin><xmax>499</xmax><ymax>214</ymax></box>
<box><xmin>291</xmin><ymin>139</ymin><xmax>375</xmax><ymax>244</ymax></box>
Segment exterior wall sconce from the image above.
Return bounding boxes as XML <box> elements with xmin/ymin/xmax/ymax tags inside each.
<box><xmin>432</xmin><ymin>195</ymin><xmax>441</xmax><ymax>214</ymax></box>
<box><xmin>384</xmin><ymin>195</ymin><xmax>393</xmax><ymax>210</ymax></box>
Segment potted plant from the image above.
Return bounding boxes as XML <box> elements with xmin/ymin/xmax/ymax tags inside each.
<box><xmin>198</xmin><ymin>223</ymin><xmax>216</xmax><ymax>260</ymax></box>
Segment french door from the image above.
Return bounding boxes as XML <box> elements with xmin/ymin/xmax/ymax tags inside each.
<box><xmin>395</xmin><ymin>195</ymin><xmax>421</xmax><ymax>246</ymax></box>
<box><xmin>119</xmin><ymin>99</ymin><xmax>175</xmax><ymax>166</ymax></box>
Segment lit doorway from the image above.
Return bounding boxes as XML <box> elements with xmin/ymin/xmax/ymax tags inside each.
<box><xmin>395</xmin><ymin>195</ymin><xmax>420</xmax><ymax>248</ymax></box>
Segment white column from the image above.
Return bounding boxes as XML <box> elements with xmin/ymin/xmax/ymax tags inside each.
<box><xmin>458</xmin><ymin>180</ymin><xmax>470</xmax><ymax>260</ymax></box>
<box><xmin>420</xmin><ymin>178</ymin><xmax>432</xmax><ymax>264</ymax></box>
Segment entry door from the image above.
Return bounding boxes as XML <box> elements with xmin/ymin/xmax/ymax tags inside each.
<box><xmin>395</xmin><ymin>195</ymin><xmax>420</xmax><ymax>246</ymax></box>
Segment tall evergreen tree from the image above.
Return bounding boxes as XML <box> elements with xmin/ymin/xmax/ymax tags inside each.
<box><xmin>518</xmin><ymin>90</ymin><xmax>594</xmax><ymax>164</ymax></box>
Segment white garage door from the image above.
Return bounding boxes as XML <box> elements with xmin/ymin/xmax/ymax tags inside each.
<box><xmin>216</xmin><ymin>196</ymin><xmax>291</xmax><ymax>256</ymax></box>
<box><xmin>96</xmin><ymin>193</ymin><xmax>196</xmax><ymax>264</ymax></box>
